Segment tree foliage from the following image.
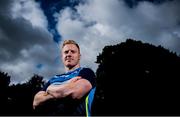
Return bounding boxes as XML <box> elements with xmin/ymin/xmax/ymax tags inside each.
<box><xmin>0</xmin><ymin>71</ymin><xmax>11</xmax><ymax>114</ymax></box>
<box><xmin>93</xmin><ymin>39</ymin><xmax>180</xmax><ymax>115</ymax></box>
<box><xmin>0</xmin><ymin>73</ymin><xmax>45</xmax><ymax>115</ymax></box>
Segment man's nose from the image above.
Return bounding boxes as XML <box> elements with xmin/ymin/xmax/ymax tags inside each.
<box><xmin>67</xmin><ymin>51</ymin><xmax>72</xmax><ymax>56</ymax></box>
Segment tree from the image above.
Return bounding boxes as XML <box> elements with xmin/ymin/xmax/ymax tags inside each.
<box><xmin>93</xmin><ymin>39</ymin><xmax>180</xmax><ymax>115</ymax></box>
<box><xmin>8</xmin><ymin>74</ymin><xmax>45</xmax><ymax>115</ymax></box>
<box><xmin>0</xmin><ymin>71</ymin><xmax>11</xmax><ymax>115</ymax></box>
<box><xmin>27</xmin><ymin>74</ymin><xmax>45</xmax><ymax>95</ymax></box>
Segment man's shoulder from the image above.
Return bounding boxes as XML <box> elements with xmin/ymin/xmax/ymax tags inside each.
<box><xmin>79</xmin><ymin>67</ymin><xmax>95</xmax><ymax>76</ymax></box>
<box><xmin>81</xmin><ymin>67</ymin><xmax>94</xmax><ymax>72</ymax></box>
<box><xmin>79</xmin><ymin>67</ymin><xmax>96</xmax><ymax>87</ymax></box>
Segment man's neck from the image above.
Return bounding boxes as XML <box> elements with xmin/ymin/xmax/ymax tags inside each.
<box><xmin>65</xmin><ymin>64</ymin><xmax>80</xmax><ymax>72</ymax></box>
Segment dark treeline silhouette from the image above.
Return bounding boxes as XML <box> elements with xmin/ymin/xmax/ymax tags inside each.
<box><xmin>0</xmin><ymin>72</ymin><xmax>45</xmax><ymax>115</ymax></box>
<box><xmin>92</xmin><ymin>39</ymin><xmax>180</xmax><ymax>116</ymax></box>
<box><xmin>0</xmin><ymin>72</ymin><xmax>10</xmax><ymax>115</ymax></box>
<box><xmin>0</xmin><ymin>39</ymin><xmax>179</xmax><ymax>115</ymax></box>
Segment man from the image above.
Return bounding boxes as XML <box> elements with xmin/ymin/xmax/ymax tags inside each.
<box><xmin>33</xmin><ymin>40</ymin><xmax>96</xmax><ymax>116</ymax></box>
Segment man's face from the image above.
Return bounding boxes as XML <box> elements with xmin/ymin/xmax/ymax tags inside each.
<box><xmin>61</xmin><ymin>44</ymin><xmax>81</xmax><ymax>69</ymax></box>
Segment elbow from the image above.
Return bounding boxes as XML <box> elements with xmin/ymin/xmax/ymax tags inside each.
<box><xmin>33</xmin><ymin>101</ymin><xmax>38</xmax><ymax>109</ymax></box>
<box><xmin>71</xmin><ymin>92</ymin><xmax>83</xmax><ymax>99</ymax></box>
<box><xmin>33</xmin><ymin>96</ymin><xmax>40</xmax><ymax>109</ymax></box>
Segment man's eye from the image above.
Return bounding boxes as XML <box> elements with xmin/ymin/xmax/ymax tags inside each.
<box><xmin>64</xmin><ymin>51</ymin><xmax>68</xmax><ymax>54</ymax></box>
<box><xmin>71</xmin><ymin>50</ymin><xmax>75</xmax><ymax>53</ymax></box>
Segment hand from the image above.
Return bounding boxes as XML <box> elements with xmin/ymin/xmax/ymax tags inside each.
<box><xmin>33</xmin><ymin>91</ymin><xmax>54</xmax><ymax>109</ymax></box>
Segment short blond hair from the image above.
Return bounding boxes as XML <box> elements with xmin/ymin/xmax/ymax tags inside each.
<box><xmin>62</xmin><ymin>40</ymin><xmax>80</xmax><ymax>51</ymax></box>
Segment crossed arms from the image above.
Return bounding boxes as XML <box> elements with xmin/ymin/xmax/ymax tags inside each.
<box><xmin>33</xmin><ymin>76</ymin><xmax>92</xmax><ymax>109</ymax></box>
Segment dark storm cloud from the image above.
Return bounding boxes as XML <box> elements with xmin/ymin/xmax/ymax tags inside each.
<box><xmin>0</xmin><ymin>0</ymin><xmax>62</xmax><ymax>84</ymax></box>
<box><xmin>0</xmin><ymin>16</ymin><xmax>51</xmax><ymax>62</ymax></box>
<box><xmin>0</xmin><ymin>0</ymin><xmax>50</xmax><ymax>62</ymax></box>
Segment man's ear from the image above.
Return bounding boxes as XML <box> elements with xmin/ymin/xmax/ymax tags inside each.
<box><xmin>79</xmin><ymin>54</ymin><xmax>81</xmax><ymax>60</ymax></box>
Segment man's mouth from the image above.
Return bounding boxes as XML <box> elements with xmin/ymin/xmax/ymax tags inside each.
<box><xmin>66</xmin><ymin>58</ymin><xmax>72</xmax><ymax>61</ymax></box>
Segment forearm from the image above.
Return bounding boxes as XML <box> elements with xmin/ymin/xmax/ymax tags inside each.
<box><xmin>46</xmin><ymin>83</ymin><xmax>73</xmax><ymax>98</ymax></box>
<box><xmin>47</xmin><ymin>79</ymin><xmax>92</xmax><ymax>99</ymax></box>
<box><xmin>33</xmin><ymin>91</ymin><xmax>54</xmax><ymax>109</ymax></box>
<box><xmin>46</xmin><ymin>77</ymin><xmax>80</xmax><ymax>98</ymax></box>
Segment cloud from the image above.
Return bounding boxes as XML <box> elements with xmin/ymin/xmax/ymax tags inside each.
<box><xmin>0</xmin><ymin>0</ymin><xmax>63</xmax><ymax>84</ymax></box>
<box><xmin>11</xmin><ymin>0</ymin><xmax>48</xmax><ymax>29</ymax></box>
<box><xmin>1</xmin><ymin>0</ymin><xmax>180</xmax><ymax>84</ymax></box>
<box><xmin>56</xmin><ymin>0</ymin><xmax>180</xmax><ymax>72</ymax></box>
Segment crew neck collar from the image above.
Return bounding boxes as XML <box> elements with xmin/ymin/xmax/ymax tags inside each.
<box><xmin>66</xmin><ymin>67</ymin><xmax>82</xmax><ymax>74</ymax></box>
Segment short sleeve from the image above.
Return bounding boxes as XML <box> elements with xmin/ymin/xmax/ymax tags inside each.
<box><xmin>78</xmin><ymin>68</ymin><xmax>96</xmax><ymax>88</ymax></box>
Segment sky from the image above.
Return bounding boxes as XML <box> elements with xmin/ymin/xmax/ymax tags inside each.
<box><xmin>0</xmin><ymin>0</ymin><xmax>180</xmax><ymax>84</ymax></box>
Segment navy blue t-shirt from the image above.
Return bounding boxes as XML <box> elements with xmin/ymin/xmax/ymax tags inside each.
<box><xmin>38</xmin><ymin>67</ymin><xmax>96</xmax><ymax>116</ymax></box>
